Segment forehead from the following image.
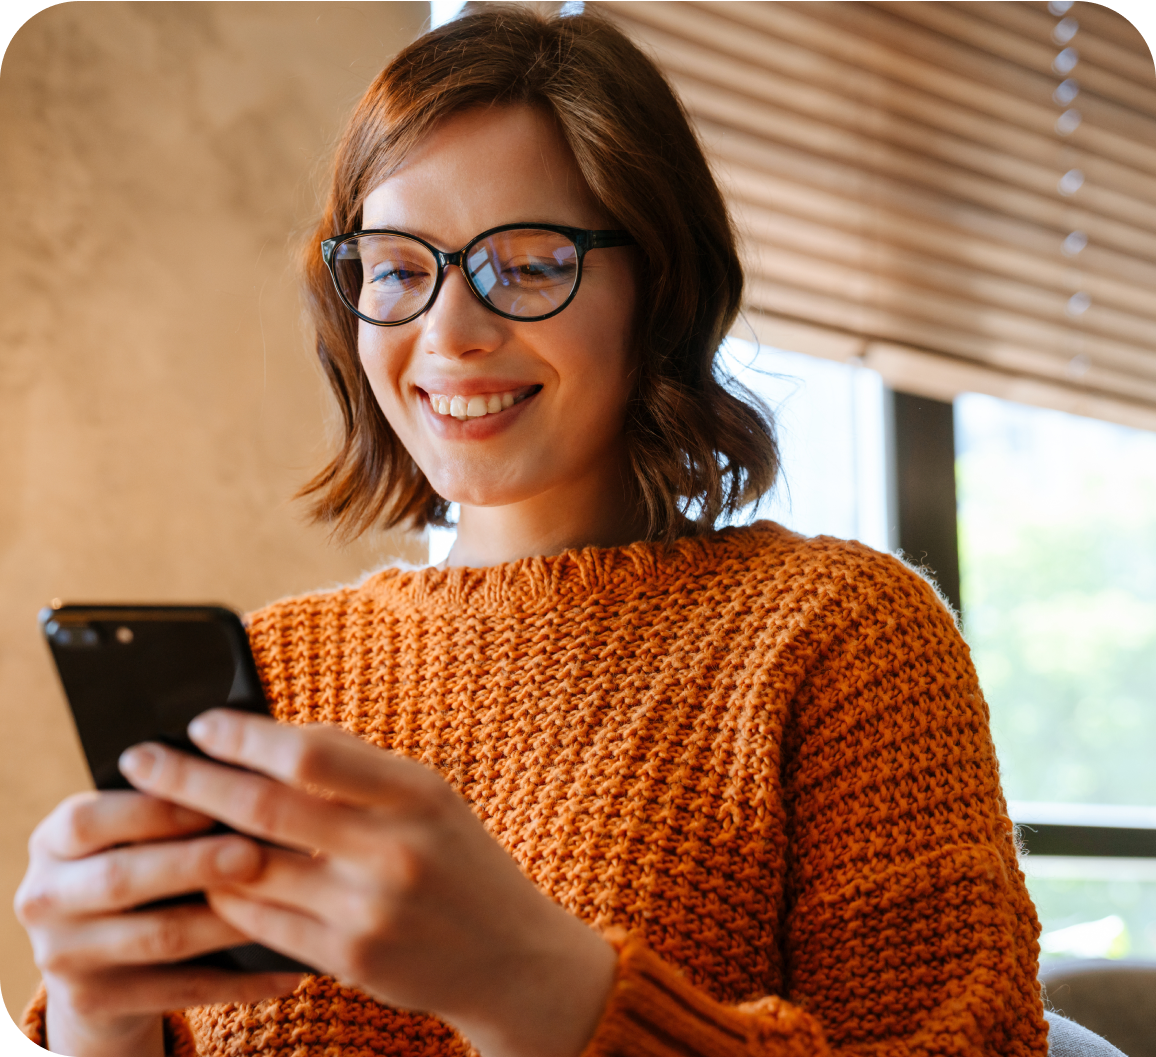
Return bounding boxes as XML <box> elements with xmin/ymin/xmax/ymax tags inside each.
<box><xmin>360</xmin><ymin>104</ymin><xmax>606</xmax><ymax>241</ymax></box>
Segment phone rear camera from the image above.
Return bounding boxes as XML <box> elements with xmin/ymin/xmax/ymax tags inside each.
<box><xmin>47</xmin><ymin>622</ymin><xmax>101</xmax><ymax>647</ymax></box>
<box><xmin>115</xmin><ymin>626</ymin><xmax>134</xmax><ymax>644</ymax></box>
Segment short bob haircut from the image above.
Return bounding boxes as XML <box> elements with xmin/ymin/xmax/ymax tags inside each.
<box><xmin>299</xmin><ymin>5</ymin><xmax>778</xmax><ymax>544</ymax></box>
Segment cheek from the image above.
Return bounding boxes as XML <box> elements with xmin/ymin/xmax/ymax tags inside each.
<box><xmin>570</xmin><ymin>269</ymin><xmax>638</xmax><ymax>404</ymax></box>
<box><xmin>357</xmin><ymin>323</ymin><xmax>386</xmax><ymax>377</ymax></box>
<box><xmin>357</xmin><ymin>327</ymin><xmax>405</xmax><ymax>408</ymax></box>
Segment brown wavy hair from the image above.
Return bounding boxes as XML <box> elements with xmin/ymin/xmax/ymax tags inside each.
<box><xmin>299</xmin><ymin>5</ymin><xmax>778</xmax><ymax>543</ymax></box>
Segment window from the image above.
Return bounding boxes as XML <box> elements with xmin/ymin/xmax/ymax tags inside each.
<box><xmin>955</xmin><ymin>392</ymin><xmax>1156</xmax><ymax>961</ymax></box>
<box><xmin>718</xmin><ymin>337</ymin><xmax>890</xmax><ymax>550</ymax></box>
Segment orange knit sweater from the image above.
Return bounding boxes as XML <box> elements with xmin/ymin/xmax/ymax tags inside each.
<box><xmin>23</xmin><ymin>522</ymin><xmax>1047</xmax><ymax>1057</ymax></box>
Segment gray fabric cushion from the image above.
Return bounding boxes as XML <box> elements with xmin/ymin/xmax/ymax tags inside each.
<box><xmin>1046</xmin><ymin>1011</ymin><xmax>1128</xmax><ymax>1057</ymax></box>
<box><xmin>1041</xmin><ymin>959</ymin><xmax>1156</xmax><ymax>1057</ymax></box>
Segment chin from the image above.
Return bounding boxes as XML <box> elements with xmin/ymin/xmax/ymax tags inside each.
<box><xmin>426</xmin><ymin>471</ymin><xmax>537</xmax><ymax>510</ymax></box>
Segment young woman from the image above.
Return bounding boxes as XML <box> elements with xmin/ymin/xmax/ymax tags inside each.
<box><xmin>17</xmin><ymin>10</ymin><xmax>1048</xmax><ymax>1057</ymax></box>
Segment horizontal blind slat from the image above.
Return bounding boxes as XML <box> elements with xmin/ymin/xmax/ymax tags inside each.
<box><xmin>873</xmin><ymin>0</ymin><xmax>1156</xmax><ymax>116</ymax></box>
<box><xmin>775</xmin><ymin>1</ymin><xmax>1156</xmax><ymax>140</ymax></box>
<box><xmin>1035</xmin><ymin>0</ymin><xmax>1154</xmax><ymax>57</ymax></box>
<box><xmin>642</xmin><ymin>21</ymin><xmax>1156</xmax><ymax>219</ymax></box>
<box><xmin>677</xmin><ymin>75</ymin><xmax>1156</xmax><ymax>259</ymax></box>
<box><xmin>952</xmin><ymin>1</ymin><xmax>1156</xmax><ymax>89</ymax></box>
<box><xmin>860</xmin><ymin>339</ymin><xmax>1156</xmax><ymax>434</ymax></box>
<box><xmin>721</xmin><ymin>163</ymin><xmax>1156</xmax><ymax>320</ymax></box>
<box><xmin>698</xmin><ymin>118</ymin><xmax>1156</xmax><ymax>289</ymax></box>
<box><xmin>734</xmin><ymin>201</ymin><xmax>1156</xmax><ymax>347</ymax></box>
<box><xmin>744</xmin><ymin>277</ymin><xmax>1156</xmax><ymax>403</ymax></box>
<box><xmin>743</xmin><ymin>245</ymin><xmax>1156</xmax><ymax>380</ymax></box>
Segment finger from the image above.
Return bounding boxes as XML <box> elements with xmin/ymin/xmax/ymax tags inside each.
<box><xmin>31</xmin><ymin>790</ymin><xmax>215</xmax><ymax>861</ymax></box>
<box><xmin>21</xmin><ymin>834</ymin><xmax>264</xmax><ymax>921</ymax></box>
<box><xmin>119</xmin><ymin>742</ymin><xmax>364</xmax><ymax>857</ymax></box>
<box><xmin>206</xmin><ymin>889</ymin><xmax>335</xmax><ymax>978</ymax></box>
<box><xmin>35</xmin><ymin>901</ymin><xmax>256</xmax><ymax>974</ymax></box>
<box><xmin>188</xmin><ymin>710</ymin><xmax>439</xmax><ymax>809</ymax></box>
<box><xmin>207</xmin><ymin>840</ymin><xmax>414</xmax><ymax>931</ymax></box>
<box><xmin>51</xmin><ymin>965</ymin><xmax>304</xmax><ymax>1021</ymax></box>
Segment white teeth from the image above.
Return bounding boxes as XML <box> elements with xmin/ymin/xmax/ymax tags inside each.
<box><xmin>427</xmin><ymin>388</ymin><xmax>529</xmax><ymax>420</ymax></box>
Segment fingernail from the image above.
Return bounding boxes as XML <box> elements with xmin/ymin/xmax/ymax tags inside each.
<box><xmin>187</xmin><ymin>712</ymin><xmax>219</xmax><ymax>743</ymax></box>
<box><xmin>215</xmin><ymin>841</ymin><xmax>258</xmax><ymax>876</ymax></box>
<box><xmin>119</xmin><ymin>744</ymin><xmax>161</xmax><ymax>781</ymax></box>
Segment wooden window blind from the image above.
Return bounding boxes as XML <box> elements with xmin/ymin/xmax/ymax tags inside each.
<box><xmin>601</xmin><ymin>2</ymin><xmax>1156</xmax><ymax>432</ymax></box>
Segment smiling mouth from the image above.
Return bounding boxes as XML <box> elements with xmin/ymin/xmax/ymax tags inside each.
<box><xmin>425</xmin><ymin>385</ymin><xmax>541</xmax><ymax>420</ymax></box>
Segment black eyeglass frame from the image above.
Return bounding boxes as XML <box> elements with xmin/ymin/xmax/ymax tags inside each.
<box><xmin>321</xmin><ymin>223</ymin><xmax>636</xmax><ymax>326</ymax></box>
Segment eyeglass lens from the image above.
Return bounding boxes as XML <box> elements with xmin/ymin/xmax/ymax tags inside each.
<box><xmin>332</xmin><ymin>229</ymin><xmax>580</xmax><ymax>323</ymax></box>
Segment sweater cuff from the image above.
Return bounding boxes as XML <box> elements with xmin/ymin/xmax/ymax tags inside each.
<box><xmin>582</xmin><ymin>933</ymin><xmax>830</xmax><ymax>1057</ymax></box>
<box><xmin>19</xmin><ymin>982</ymin><xmax>198</xmax><ymax>1056</ymax></box>
<box><xmin>581</xmin><ymin>932</ymin><xmax>755</xmax><ymax>1057</ymax></box>
<box><xmin>163</xmin><ymin>1012</ymin><xmax>199</xmax><ymax>1057</ymax></box>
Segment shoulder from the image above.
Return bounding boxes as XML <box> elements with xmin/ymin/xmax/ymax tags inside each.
<box><xmin>698</xmin><ymin>523</ymin><xmax>970</xmax><ymax>684</ymax></box>
<box><xmin>705</xmin><ymin>521</ymin><xmax>956</xmax><ymax>625</ymax></box>
<box><xmin>243</xmin><ymin>561</ymin><xmax>422</xmax><ymax>646</ymax></box>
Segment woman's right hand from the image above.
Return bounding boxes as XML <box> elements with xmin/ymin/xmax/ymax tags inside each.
<box><xmin>13</xmin><ymin>789</ymin><xmax>305</xmax><ymax>1057</ymax></box>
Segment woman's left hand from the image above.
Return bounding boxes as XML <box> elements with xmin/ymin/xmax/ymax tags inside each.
<box><xmin>117</xmin><ymin>709</ymin><xmax>617</xmax><ymax>1057</ymax></box>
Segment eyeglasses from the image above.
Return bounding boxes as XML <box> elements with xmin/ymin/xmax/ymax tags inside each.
<box><xmin>321</xmin><ymin>223</ymin><xmax>635</xmax><ymax>326</ymax></box>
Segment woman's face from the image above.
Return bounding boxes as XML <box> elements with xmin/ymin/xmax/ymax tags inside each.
<box><xmin>357</xmin><ymin>105</ymin><xmax>637</xmax><ymax>514</ymax></box>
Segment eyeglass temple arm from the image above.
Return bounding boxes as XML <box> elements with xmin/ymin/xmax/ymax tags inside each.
<box><xmin>586</xmin><ymin>230</ymin><xmax>635</xmax><ymax>250</ymax></box>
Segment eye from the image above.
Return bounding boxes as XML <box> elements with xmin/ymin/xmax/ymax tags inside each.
<box><xmin>350</xmin><ymin>236</ymin><xmax>435</xmax><ymax>290</ymax></box>
<box><xmin>367</xmin><ymin>259</ymin><xmax>431</xmax><ymax>286</ymax></box>
<box><xmin>499</xmin><ymin>255</ymin><xmax>575</xmax><ymax>285</ymax></box>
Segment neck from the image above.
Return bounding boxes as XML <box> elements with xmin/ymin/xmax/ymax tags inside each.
<box><xmin>445</xmin><ymin>455</ymin><xmax>649</xmax><ymax>568</ymax></box>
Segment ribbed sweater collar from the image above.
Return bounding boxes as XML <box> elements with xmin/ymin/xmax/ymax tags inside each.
<box><xmin>360</xmin><ymin>521</ymin><xmax>785</xmax><ymax>611</ymax></box>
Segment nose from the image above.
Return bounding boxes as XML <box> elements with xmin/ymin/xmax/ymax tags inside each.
<box><xmin>420</xmin><ymin>262</ymin><xmax>505</xmax><ymax>359</ymax></box>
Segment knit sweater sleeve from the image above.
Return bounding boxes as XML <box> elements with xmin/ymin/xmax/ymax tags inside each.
<box><xmin>580</xmin><ymin>553</ymin><xmax>1047</xmax><ymax>1057</ymax></box>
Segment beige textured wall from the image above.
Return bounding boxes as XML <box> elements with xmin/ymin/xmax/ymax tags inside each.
<box><xmin>0</xmin><ymin>1</ymin><xmax>430</xmax><ymax>1021</ymax></box>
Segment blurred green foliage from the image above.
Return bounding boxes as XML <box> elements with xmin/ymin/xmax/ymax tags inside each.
<box><xmin>955</xmin><ymin>394</ymin><xmax>1156</xmax><ymax>806</ymax></box>
<box><xmin>1026</xmin><ymin>876</ymin><xmax>1156</xmax><ymax>961</ymax></box>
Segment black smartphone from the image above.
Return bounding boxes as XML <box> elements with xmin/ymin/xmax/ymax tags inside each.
<box><xmin>40</xmin><ymin>603</ymin><xmax>314</xmax><ymax>975</ymax></box>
